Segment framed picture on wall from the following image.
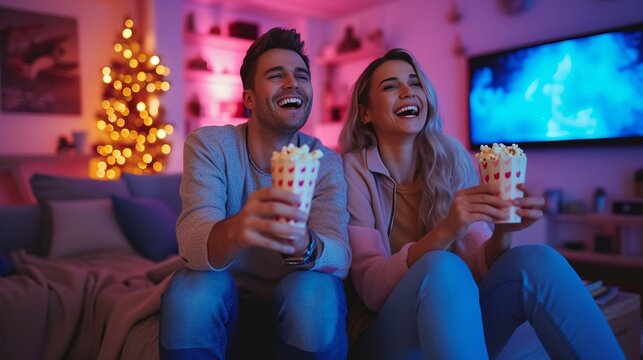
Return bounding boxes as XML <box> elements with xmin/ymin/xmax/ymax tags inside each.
<box><xmin>0</xmin><ymin>6</ymin><xmax>81</xmax><ymax>114</ymax></box>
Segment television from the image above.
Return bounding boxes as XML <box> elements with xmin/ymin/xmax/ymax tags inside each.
<box><xmin>467</xmin><ymin>22</ymin><xmax>643</xmax><ymax>149</ymax></box>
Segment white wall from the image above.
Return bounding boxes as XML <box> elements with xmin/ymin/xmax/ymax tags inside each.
<box><xmin>331</xmin><ymin>0</ymin><xmax>643</xmax><ymax>245</ymax></box>
<box><xmin>0</xmin><ymin>0</ymin><xmax>136</xmax><ymax>155</ymax></box>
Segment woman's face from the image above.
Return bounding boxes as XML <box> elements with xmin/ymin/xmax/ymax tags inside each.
<box><xmin>362</xmin><ymin>60</ymin><xmax>428</xmax><ymax>139</ymax></box>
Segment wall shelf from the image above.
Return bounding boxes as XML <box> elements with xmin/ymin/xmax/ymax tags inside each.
<box><xmin>184</xmin><ymin>70</ymin><xmax>240</xmax><ymax>85</ymax></box>
<box><xmin>184</xmin><ymin>33</ymin><xmax>253</xmax><ymax>51</ymax></box>
<box><xmin>548</xmin><ymin>213</ymin><xmax>643</xmax><ymax>227</ymax></box>
<box><xmin>546</xmin><ymin>212</ymin><xmax>643</xmax><ymax>269</ymax></box>
<box><xmin>317</xmin><ymin>45</ymin><xmax>387</xmax><ymax>66</ymax></box>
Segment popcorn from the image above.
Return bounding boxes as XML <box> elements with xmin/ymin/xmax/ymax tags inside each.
<box><xmin>475</xmin><ymin>143</ymin><xmax>525</xmax><ymax>162</ymax></box>
<box><xmin>270</xmin><ymin>144</ymin><xmax>323</xmax><ymax>237</ymax></box>
<box><xmin>475</xmin><ymin>143</ymin><xmax>527</xmax><ymax>224</ymax></box>
<box><xmin>271</xmin><ymin>144</ymin><xmax>323</xmax><ymax>162</ymax></box>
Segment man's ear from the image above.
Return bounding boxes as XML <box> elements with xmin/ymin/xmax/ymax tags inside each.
<box><xmin>243</xmin><ymin>89</ymin><xmax>255</xmax><ymax>110</ymax></box>
<box><xmin>359</xmin><ymin>104</ymin><xmax>371</xmax><ymax>124</ymax></box>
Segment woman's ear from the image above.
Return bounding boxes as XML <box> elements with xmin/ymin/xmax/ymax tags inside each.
<box><xmin>359</xmin><ymin>105</ymin><xmax>371</xmax><ymax>124</ymax></box>
<box><xmin>243</xmin><ymin>89</ymin><xmax>255</xmax><ymax>110</ymax></box>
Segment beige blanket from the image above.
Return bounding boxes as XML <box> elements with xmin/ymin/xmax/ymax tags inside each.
<box><xmin>0</xmin><ymin>250</ymin><xmax>181</xmax><ymax>360</ymax></box>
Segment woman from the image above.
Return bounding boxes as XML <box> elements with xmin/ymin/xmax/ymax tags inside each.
<box><xmin>339</xmin><ymin>48</ymin><xmax>622</xmax><ymax>359</ymax></box>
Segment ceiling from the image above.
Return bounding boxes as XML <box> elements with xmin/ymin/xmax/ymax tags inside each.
<box><xmin>212</xmin><ymin>0</ymin><xmax>398</xmax><ymax>18</ymax></box>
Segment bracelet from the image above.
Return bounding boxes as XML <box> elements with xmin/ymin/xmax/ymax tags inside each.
<box><xmin>282</xmin><ymin>235</ymin><xmax>317</xmax><ymax>266</ymax></box>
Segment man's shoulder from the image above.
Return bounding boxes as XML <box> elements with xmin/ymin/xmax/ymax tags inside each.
<box><xmin>298</xmin><ymin>132</ymin><xmax>341</xmax><ymax>164</ymax></box>
<box><xmin>190</xmin><ymin>124</ymin><xmax>243</xmax><ymax>141</ymax></box>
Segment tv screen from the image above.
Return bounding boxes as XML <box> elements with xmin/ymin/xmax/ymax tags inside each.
<box><xmin>468</xmin><ymin>23</ymin><xmax>643</xmax><ymax>148</ymax></box>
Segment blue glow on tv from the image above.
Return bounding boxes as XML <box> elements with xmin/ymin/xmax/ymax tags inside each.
<box><xmin>468</xmin><ymin>23</ymin><xmax>643</xmax><ymax>148</ymax></box>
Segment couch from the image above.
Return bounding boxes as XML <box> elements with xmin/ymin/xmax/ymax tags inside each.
<box><xmin>0</xmin><ymin>173</ymin><xmax>548</xmax><ymax>359</ymax></box>
<box><xmin>0</xmin><ymin>172</ymin><xmax>183</xmax><ymax>360</ymax></box>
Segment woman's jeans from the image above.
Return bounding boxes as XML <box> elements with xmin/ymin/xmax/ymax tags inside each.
<box><xmin>159</xmin><ymin>269</ymin><xmax>347</xmax><ymax>360</ymax></box>
<box><xmin>352</xmin><ymin>245</ymin><xmax>623</xmax><ymax>360</ymax></box>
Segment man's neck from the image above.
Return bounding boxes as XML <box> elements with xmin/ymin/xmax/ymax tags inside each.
<box><xmin>246</xmin><ymin>119</ymin><xmax>298</xmax><ymax>173</ymax></box>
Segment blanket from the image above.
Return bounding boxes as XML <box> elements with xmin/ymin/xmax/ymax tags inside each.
<box><xmin>0</xmin><ymin>250</ymin><xmax>181</xmax><ymax>360</ymax></box>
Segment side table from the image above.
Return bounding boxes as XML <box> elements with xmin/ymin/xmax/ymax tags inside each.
<box><xmin>600</xmin><ymin>291</ymin><xmax>641</xmax><ymax>360</ymax></box>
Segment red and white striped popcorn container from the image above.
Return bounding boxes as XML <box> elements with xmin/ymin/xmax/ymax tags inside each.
<box><xmin>477</xmin><ymin>144</ymin><xmax>527</xmax><ymax>223</ymax></box>
<box><xmin>270</xmin><ymin>144</ymin><xmax>322</xmax><ymax>236</ymax></box>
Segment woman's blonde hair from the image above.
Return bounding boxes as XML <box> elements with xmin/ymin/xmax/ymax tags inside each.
<box><xmin>339</xmin><ymin>48</ymin><xmax>477</xmax><ymax>231</ymax></box>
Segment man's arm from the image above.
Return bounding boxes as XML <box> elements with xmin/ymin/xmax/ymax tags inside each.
<box><xmin>305</xmin><ymin>151</ymin><xmax>351</xmax><ymax>278</ymax></box>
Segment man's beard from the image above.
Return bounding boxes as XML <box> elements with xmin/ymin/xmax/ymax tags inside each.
<box><xmin>255</xmin><ymin>95</ymin><xmax>312</xmax><ymax>134</ymax></box>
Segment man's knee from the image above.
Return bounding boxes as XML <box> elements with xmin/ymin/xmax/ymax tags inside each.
<box><xmin>162</xmin><ymin>269</ymin><xmax>237</xmax><ymax>322</ymax></box>
<box><xmin>274</xmin><ymin>272</ymin><xmax>346</xmax><ymax>351</ymax></box>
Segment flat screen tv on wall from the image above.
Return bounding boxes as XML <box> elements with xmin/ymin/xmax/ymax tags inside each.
<box><xmin>467</xmin><ymin>22</ymin><xmax>643</xmax><ymax>149</ymax></box>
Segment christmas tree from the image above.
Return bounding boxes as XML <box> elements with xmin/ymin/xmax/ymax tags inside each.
<box><xmin>95</xmin><ymin>18</ymin><xmax>173</xmax><ymax>179</ymax></box>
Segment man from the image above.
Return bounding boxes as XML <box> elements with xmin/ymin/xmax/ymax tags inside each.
<box><xmin>159</xmin><ymin>28</ymin><xmax>350</xmax><ymax>359</ymax></box>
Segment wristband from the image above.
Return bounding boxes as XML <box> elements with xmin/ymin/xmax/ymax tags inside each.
<box><xmin>282</xmin><ymin>235</ymin><xmax>317</xmax><ymax>266</ymax></box>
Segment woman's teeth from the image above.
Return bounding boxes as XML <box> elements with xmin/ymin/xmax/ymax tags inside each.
<box><xmin>394</xmin><ymin>105</ymin><xmax>419</xmax><ymax>117</ymax></box>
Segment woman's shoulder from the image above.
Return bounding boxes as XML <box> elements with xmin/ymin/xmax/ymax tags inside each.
<box><xmin>341</xmin><ymin>149</ymin><xmax>368</xmax><ymax>172</ymax></box>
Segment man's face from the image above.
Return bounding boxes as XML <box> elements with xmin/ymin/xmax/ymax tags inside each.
<box><xmin>244</xmin><ymin>48</ymin><xmax>313</xmax><ymax>133</ymax></box>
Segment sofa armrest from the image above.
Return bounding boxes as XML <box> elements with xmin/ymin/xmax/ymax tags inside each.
<box><xmin>0</xmin><ymin>205</ymin><xmax>41</xmax><ymax>255</ymax></box>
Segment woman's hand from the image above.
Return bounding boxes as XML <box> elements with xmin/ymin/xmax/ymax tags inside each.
<box><xmin>438</xmin><ymin>184</ymin><xmax>510</xmax><ymax>243</ymax></box>
<box><xmin>494</xmin><ymin>183</ymin><xmax>545</xmax><ymax>234</ymax></box>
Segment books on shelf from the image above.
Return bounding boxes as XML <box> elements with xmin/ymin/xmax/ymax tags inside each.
<box><xmin>594</xmin><ymin>286</ymin><xmax>618</xmax><ymax>306</ymax></box>
<box><xmin>583</xmin><ymin>279</ymin><xmax>619</xmax><ymax>306</ymax></box>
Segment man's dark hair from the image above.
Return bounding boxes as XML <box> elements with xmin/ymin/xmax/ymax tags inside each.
<box><xmin>240</xmin><ymin>27</ymin><xmax>310</xmax><ymax>90</ymax></box>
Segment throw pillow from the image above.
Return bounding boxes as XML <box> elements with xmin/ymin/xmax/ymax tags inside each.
<box><xmin>48</xmin><ymin>198</ymin><xmax>135</xmax><ymax>258</ymax></box>
<box><xmin>110</xmin><ymin>194</ymin><xmax>179</xmax><ymax>262</ymax></box>
<box><xmin>29</xmin><ymin>173</ymin><xmax>130</xmax><ymax>256</ymax></box>
<box><xmin>30</xmin><ymin>173</ymin><xmax>130</xmax><ymax>202</ymax></box>
<box><xmin>121</xmin><ymin>173</ymin><xmax>182</xmax><ymax>216</ymax></box>
<box><xmin>0</xmin><ymin>253</ymin><xmax>15</xmax><ymax>276</ymax></box>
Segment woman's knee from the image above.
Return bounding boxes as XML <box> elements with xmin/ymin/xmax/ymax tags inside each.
<box><xmin>502</xmin><ymin>245</ymin><xmax>567</xmax><ymax>272</ymax></box>
<box><xmin>412</xmin><ymin>251</ymin><xmax>478</xmax><ymax>298</ymax></box>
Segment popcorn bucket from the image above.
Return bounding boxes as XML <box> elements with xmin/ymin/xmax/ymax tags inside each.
<box><xmin>479</xmin><ymin>156</ymin><xmax>527</xmax><ymax>223</ymax></box>
<box><xmin>271</xmin><ymin>157</ymin><xmax>320</xmax><ymax>234</ymax></box>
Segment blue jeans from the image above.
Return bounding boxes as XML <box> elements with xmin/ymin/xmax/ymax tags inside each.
<box><xmin>159</xmin><ymin>269</ymin><xmax>347</xmax><ymax>360</ymax></box>
<box><xmin>352</xmin><ymin>245</ymin><xmax>623</xmax><ymax>360</ymax></box>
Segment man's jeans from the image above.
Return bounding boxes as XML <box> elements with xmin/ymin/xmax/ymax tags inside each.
<box><xmin>352</xmin><ymin>245</ymin><xmax>623</xmax><ymax>359</ymax></box>
<box><xmin>159</xmin><ymin>269</ymin><xmax>347</xmax><ymax>359</ymax></box>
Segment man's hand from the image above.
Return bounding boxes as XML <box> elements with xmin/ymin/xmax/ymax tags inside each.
<box><xmin>230</xmin><ymin>187</ymin><xmax>309</xmax><ymax>254</ymax></box>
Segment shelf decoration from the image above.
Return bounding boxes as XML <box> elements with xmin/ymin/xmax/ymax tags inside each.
<box><xmin>94</xmin><ymin>18</ymin><xmax>174</xmax><ymax>179</ymax></box>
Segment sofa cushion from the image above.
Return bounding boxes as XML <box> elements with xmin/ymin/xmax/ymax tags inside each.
<box><xmin>121</xmin><ymin>173</ymin><xmax>182</xmax><ymax>216</ymax></box>
<box><xmin>30</xmin><ymin>173</ymin><xmax>131</xmax><ymax>255</ymax></box>
<box><xmin>48</xmin><ymin>198</ymin><xmax>135</xmax><ymax>258</ymax></box>
<box><xmin>0</xmin><ymin>205</ymin><xmax>41</xmax><ymax>255</ymax></box>
<box><xmin>0</xmin><ymin>253</ymin><xmax>15</xmax><ymax>276</ymax></box>
<box><xmin>30</xmin><ymin>173</ymin><xmax>130</xmax><ymax>202</ymax></box>
<box><xmin>110</xmin><ymin>194</ymin><xmax>178</xmax><ymax>262</ymax></box>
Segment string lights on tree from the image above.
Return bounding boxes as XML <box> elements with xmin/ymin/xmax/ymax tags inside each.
<box><xmin>95</xmin><ymin>18</ymin><xmax>173</xmax><ymax>179</ymax></box>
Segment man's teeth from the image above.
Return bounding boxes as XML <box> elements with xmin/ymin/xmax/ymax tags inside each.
<box><xmin>278</xmin><ymin>97</ymin><xmax>303</xmax><ymax>108</ymax></box>
<box><xmin>394</xmin><ymin>105</ymin><xmax>419</xmax><ymax>117</ymax></box>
